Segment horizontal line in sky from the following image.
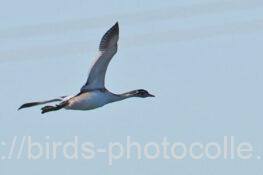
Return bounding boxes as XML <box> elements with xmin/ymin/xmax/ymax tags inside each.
<box><xmin>0</xmin><ymin>19</ymin><xmax>262</xmax><ymax>63</ymax></box>
<box><xmin>0</xmin><ymin>0</ymin><xmax>263</xmax><ymax>40</ymax></box>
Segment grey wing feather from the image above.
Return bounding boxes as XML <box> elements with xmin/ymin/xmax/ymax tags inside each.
<box><xmin>81</xmin><ymin>22</ymin><xmax>119</xmax><ymax>92</ymax></box>
<box><xmin>18</xmin><ymin>96</ymin><xmax>66</xmax><ymax>110</ymax></box>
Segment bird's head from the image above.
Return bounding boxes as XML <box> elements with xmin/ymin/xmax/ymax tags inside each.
<box><xmin>131</xmin><ymin>89</ymin><xmax>155</xmax><ymax>98</ymax></box>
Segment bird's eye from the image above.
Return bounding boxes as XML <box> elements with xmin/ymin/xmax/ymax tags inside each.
<box><xmin>141</xmin><ymin>91</ymin><xmax>146</xmax><ymax>95</ymax></box>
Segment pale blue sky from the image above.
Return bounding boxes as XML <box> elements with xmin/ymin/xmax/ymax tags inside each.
<box><xmin>0</xmin><ymin>0</ymin><xmax>263</xmax><ymax>174</ymax></box>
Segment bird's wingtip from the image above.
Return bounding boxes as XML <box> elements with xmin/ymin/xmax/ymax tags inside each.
<box><xmin>113</xmin><ymin>22</ymin><xmax>119</xmax><ymax>28</ymax></box>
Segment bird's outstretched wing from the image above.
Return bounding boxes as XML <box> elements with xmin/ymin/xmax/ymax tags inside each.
<box><xmin>18</xmin><ymin>96</ymin><xmax>66</xmax><ymax>110</ymax></box>
<box><xmin>81</xmin><ymin>22</ymin><xmax>119</xmax><ymax>92</ymax></box>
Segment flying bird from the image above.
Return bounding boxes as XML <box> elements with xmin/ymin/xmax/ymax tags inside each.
<box><xmin>18</xmin><ymin>22</ymin><xmax>154</xmax><ymax>114</ymax></box>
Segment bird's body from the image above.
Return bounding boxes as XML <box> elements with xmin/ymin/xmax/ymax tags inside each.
<box><xmin>19</xmin><ymin>22</ymin><xmax>154</xmax><ymax>114</ymax></box>
<box><xmin>65</xmin><ymin>90</ymin><xmax>122</xmax><ymax>110</ymax></box>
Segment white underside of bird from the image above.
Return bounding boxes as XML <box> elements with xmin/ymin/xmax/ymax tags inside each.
<box><xmin>65</xmin><ymin>91</ymin><xmax>120</xmax><ymax>110</ymax></box>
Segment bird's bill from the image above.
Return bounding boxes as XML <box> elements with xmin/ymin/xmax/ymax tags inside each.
<box><xmin>148</xmin><ymin>93</ymin><xmax>155</xmax><ymax>97</ymax></box>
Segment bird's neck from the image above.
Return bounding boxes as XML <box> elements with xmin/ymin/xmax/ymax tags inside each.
<box><xmin>108</xmin><ymin>91</ymin><xmax>137</xmax><ymax>103</ymax></box>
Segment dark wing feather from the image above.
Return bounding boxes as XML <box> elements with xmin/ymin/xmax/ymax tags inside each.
<box><xmin>99</xmin><ymin>22</ymin><xmax>119</xmax><ymax>51</ymax></box>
